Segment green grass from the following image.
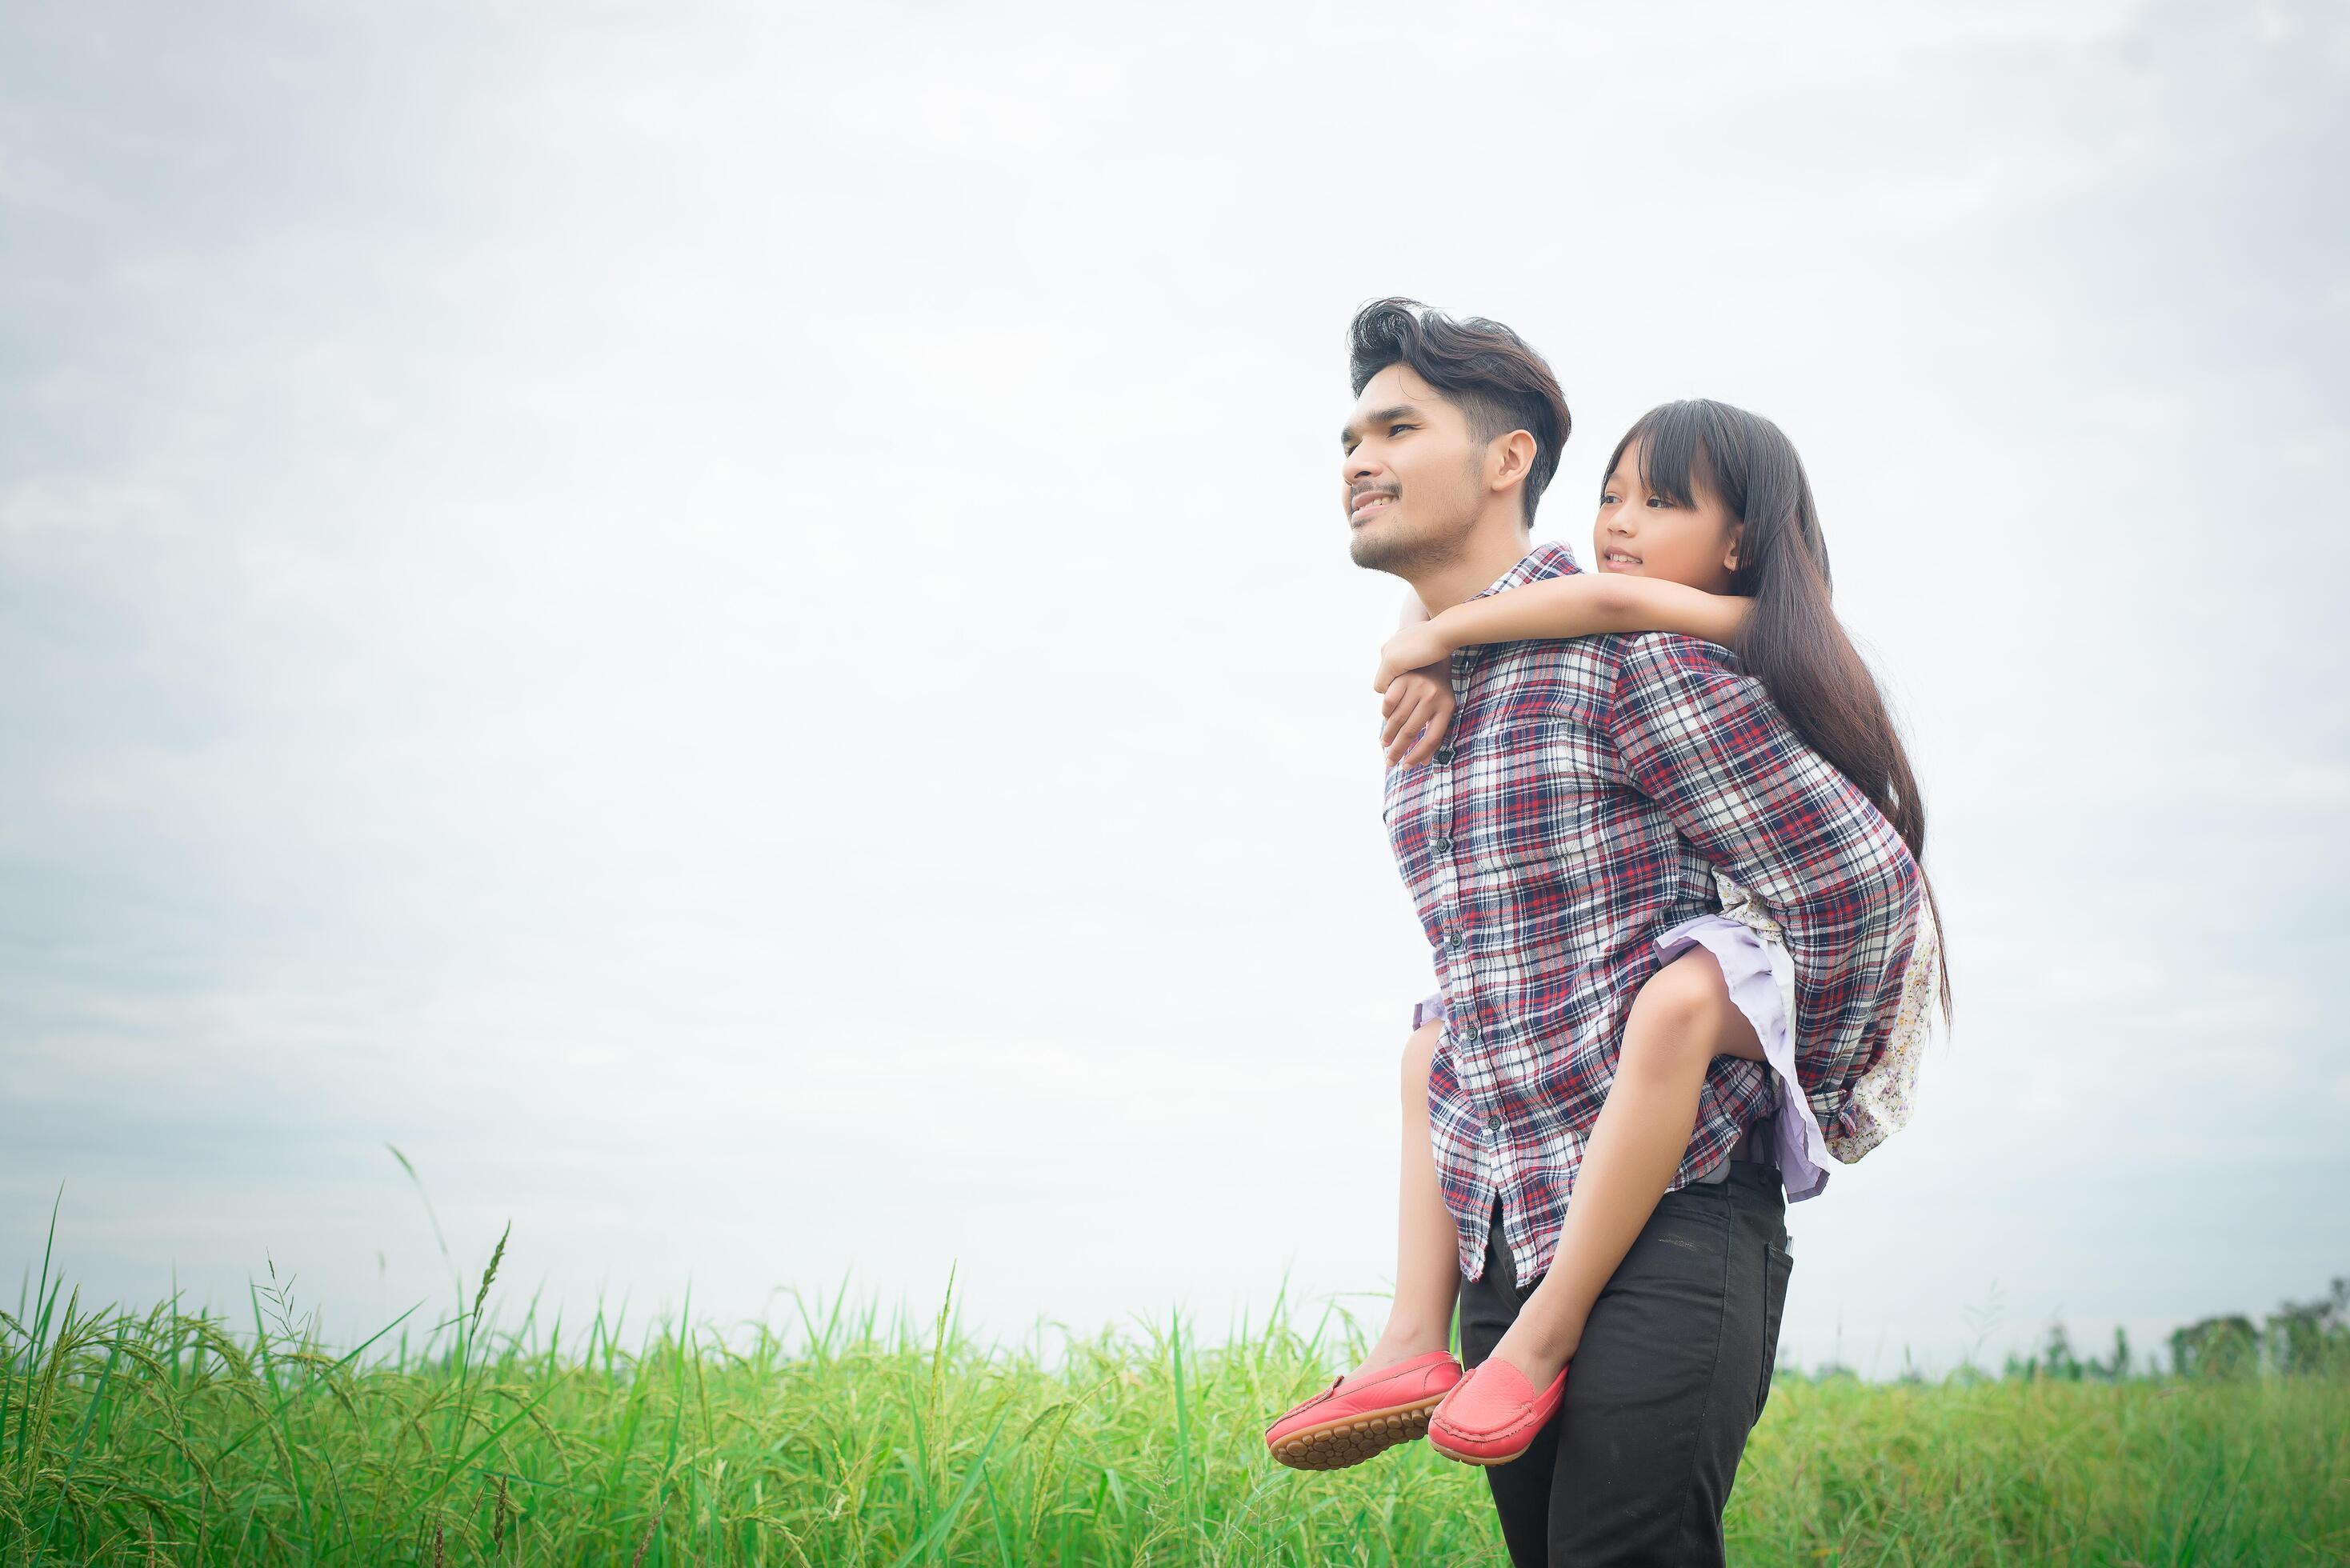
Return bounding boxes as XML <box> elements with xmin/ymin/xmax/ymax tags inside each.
<box><xmin>3</xmin><ymin>1221</ymin><xmax>2346</xmax><ymax>1566</ymax></box>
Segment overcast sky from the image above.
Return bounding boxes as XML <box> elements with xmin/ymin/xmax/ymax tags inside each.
<box><xmin>4</xmin><ymin>0</ymin><xmax>2345</xmax><ymax>1378</ymax></box>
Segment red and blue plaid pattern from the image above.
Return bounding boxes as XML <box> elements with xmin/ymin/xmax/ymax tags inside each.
<box><xmin>1387</xmin><ymin>541</ymin><xmax>1921</xmax><ymax>1285</ymax></box>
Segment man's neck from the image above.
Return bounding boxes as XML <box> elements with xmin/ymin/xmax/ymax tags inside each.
<box><xmin>1407</xmin><ymin>524</ymin><xmax>1538</xmax><ymax>615</ymax></box>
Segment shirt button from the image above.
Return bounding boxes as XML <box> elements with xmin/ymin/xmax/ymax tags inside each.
<box><xmin>1483</xmin><ymin>1117</ymin><xmax>1500</xmax><ymax>1139</ymax></box>
<box><xmin>1434</xmin><ymin>745</ymin><xmax>1453</xmax><ymax>763</ymax></box>
<box><xmin>1432</xmin><ymin>833</ymin><xmax>1451</xmax><ymax>852</ymax></box>
<box><xmin>1445</xmin><ymin>931</ymin><xmax>1463</xmax><ymax>950</ymax></box>
<box><xmin>1459</xmin><ymin>1019</ymin><xmax>1479</xmax><ymax>1042</ymax></box>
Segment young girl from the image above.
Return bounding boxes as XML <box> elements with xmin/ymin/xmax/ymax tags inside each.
<box><xmin>1265</xmin><ymin>398</ymin><xmax>1951</xmax><ymax>1470</ymax></box>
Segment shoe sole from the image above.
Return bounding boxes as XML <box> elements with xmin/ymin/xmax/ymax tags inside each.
<box><xmin>1267</xmin><ymin>1394</ymin><xmax>1447</xmax><ymax>1470</ymax></box>
<box><xmin>1426</xmin><ymin>1431</ymin><xmax>1533</xmax><ymax>1466</ymax></box>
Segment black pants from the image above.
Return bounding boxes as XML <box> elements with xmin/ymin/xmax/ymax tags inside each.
<box><xmin>1455</xmin><ymin>1162</ymin><xmax>1794</xmax><ymax>1566</ymax></box>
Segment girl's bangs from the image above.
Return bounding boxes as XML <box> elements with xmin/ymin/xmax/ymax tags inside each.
<box><xmin>1619</xmin><ymin>402</ymin><xmax>1721</xmax><ymax>510</ymax></box>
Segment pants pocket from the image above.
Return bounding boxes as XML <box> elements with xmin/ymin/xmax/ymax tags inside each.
<box><xmin>1754</xmin><ymin>1241</ymin><xmax>1795</xmax><ymax>1422</ymax></box>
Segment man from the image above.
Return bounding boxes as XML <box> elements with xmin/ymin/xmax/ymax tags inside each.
<box><xmin>1341</xmin><ymin>298</ymin><xmax>1920</xmax><ymax>1565</ymax></box>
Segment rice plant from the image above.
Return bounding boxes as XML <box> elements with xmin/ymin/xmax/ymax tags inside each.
<box><xmin>4</xmin><ymin>1198</ymin><xmax>2344</xmax><ymax>1566</ymax></box>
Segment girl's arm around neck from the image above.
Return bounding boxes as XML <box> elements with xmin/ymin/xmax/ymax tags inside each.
<box><xmin>1435</xmin><ymin>574</ymin><xmax>1751</xmax><ymax>652</ymax></box>
<box><xmin>1396</xmin><ymin>586</ymin><xmax>1431</xmax><ymax>630</ymax></box>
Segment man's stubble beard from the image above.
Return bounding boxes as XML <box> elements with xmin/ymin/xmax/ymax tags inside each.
<box><xmin>1349</xmin><ymin>455</ymin><xmax>1488</xmax><ymax>578</ymax></box>
<box><xmin>1348</xmin><ymin>506</ymin><xmax>1479</xmax><ymax>578</ymax></box>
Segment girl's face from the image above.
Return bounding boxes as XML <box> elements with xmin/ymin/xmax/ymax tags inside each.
<box><xmin>1592</xmin><ymin>437</ymin><xmax>1744</xmax><ymax>594</ymax></box>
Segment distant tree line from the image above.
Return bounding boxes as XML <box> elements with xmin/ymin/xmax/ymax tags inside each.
<box><xmin>2000</xmin><ymin>1277</ymin><xmax>2350</xmax><ymax>1383</ymax></box>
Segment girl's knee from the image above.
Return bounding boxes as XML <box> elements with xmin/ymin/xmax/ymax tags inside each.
<box><xmin>1638</xmin><ymin>950</ymin><xmax>1724</xmax><ymax>1020</ymax></box>
<box><xmin>1623</xmin><ymin>953</ymin><xmax>1738</xmax><ymax>1071</ymax></box>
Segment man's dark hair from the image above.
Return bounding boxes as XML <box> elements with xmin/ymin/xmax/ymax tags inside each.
<box><xmin>1347</xmin><ymin>298</ymin><xmax>1572</xmax><ymax>527</ymax></box>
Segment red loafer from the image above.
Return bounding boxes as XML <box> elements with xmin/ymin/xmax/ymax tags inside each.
<box><xmin>1425</xmin><ymin>1354</ymin><xmax>1567</xmax><ymax>1466</ymax></box>
<box><xmin>1264</xmin><ymin>1350</ymin><xmax>1463</xmax><ymax>1470</ymax></box>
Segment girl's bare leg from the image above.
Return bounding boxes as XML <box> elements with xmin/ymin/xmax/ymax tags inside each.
<box><xmin>1348</xmin><ymin>1018</ymin><xmax>1460</xmax><ymax>1378</ymax></box>
<box><xmin>1483</xmin><ymin>949</ymin><xmax>1766</xmax><ymax>1390</ymax></box>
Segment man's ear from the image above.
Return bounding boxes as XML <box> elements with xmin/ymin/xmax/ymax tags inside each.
<box><xmin>1488</xmin><ymin>429</ymin><xmax>1538</xmax><ymax>494</ymax></box>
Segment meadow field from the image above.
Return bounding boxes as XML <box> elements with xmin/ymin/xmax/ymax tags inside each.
<box><xmin>3</xmin><ymin>1216</ymin><xmax>2346</xmax><ymax>1567</ymax></box>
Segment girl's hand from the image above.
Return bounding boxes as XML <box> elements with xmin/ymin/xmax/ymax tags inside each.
<box><xmin>1375</xmin><ymin>623</ymin><xmax>1454</xmax><ymax>694</ymax></box>
<box><xmin>1380</xmin><ymin>670</ymin><xmax>1455</xmax><ymax>768</ymax></box>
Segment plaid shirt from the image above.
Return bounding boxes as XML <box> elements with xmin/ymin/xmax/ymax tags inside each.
<box><xmin>1384</xmin><ymin>540</ymin><xmax>1921</xmax><ymax>1285</ymax></box>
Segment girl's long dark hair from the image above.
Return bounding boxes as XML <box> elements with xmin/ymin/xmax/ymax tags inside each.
<box><xmin>1608</xmin><ymin>399</ymin><xmax>1952</xmax><ymax>1024</ymax></box>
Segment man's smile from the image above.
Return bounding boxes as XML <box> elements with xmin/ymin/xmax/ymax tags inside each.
<box><xmin>1351</xmin><ymin>489</ymin><xmax>1399</xmax><ymax>524</ymax></box>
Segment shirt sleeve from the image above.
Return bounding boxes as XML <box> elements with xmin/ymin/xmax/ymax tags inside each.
<box><xmin>1604</xmin><ymin>634</ymin><xmax>1921</xmax><ymax>1119</ymax></box>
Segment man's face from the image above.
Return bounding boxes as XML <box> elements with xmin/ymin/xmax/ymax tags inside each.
<box><xmin>1340</xmin><ymin>362</ymin><xmax>1489</xmax><ymax>573</ymax></box>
